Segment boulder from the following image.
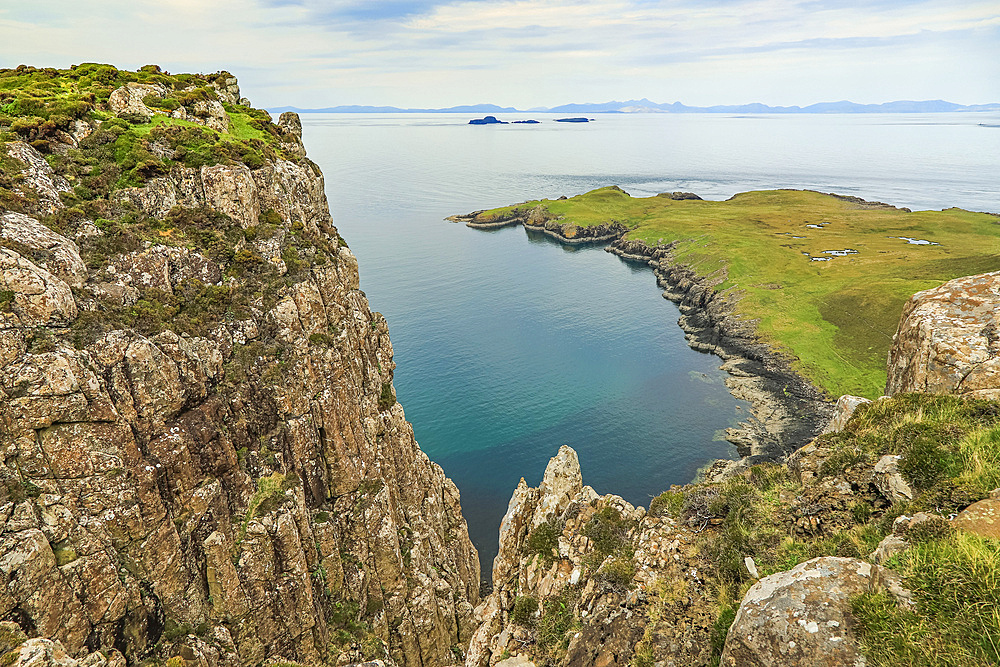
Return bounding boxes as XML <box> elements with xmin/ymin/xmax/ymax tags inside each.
<box><xmin>872</xmin><ymin>454</ymin><xmax>913</xmax><ymax>503</ymax></box>
<box><xmin>821</xmin><ymin>395</ymin><xmax>872</xmax><ymax>434</ymax></box>
<box><xmin>278</xmin><ymin>112</ymin><xmax>303</xmax><ymax>140</ymax></box>
<box><xmin>0</xmin><ymin>212</ymin><xmax>87</xmax><ymax>287</ymax></box>
<box><xmin>191</xmin><ymin>99</ymin><xmax>230</xmax><ymax>133</ymax></box>
<box><xmin>886</xmin><ymin>271</ymin><xmax>1000</xmax><ymax>398</ymax></box>
<box><xmin>954</xmin><ymin>498</ymin><xmax>1000</xmax><ymax>539</ymax></box>
<box><xmin>107</xmin><ymin>83</ymin><xmax>167</xmax><ymax>120</ymax></box>
<box><xmin>0</xmin><ymin>248</ymin><xmax>78</xmax><ymax>326</ymax></box>
<box><xmin>3</xmin><ymin>142</ymin><xmax>71</xmax><ymax>215</ymax></box>
<box><xmin>721</xmin><ymin>557</ymin><xmax>909</xmax><ymax>667</ymax></box>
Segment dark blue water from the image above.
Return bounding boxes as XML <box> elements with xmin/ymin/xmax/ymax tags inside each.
<box><xmin>302</xmin><ymin>112</ymin><xmax>1000</xmax><ymax>572</ymax></box>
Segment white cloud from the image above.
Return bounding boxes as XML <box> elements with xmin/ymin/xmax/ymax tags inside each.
<box><xmin>0</xmin><ymin>0</ymin><xmax>996</xmax><ymax>107</ymax></box>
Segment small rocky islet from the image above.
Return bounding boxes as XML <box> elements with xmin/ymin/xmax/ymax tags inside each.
<box><xmin>2</xmin><ymin>64</ymin><xmax>1000</xmax><ymax>667</ymax></box>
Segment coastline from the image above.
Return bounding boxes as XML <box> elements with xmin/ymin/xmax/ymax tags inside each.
<box><xmin>451</xmin><ymin>207</ymin><xmax>834</xmax><ymax>476</ymax></box>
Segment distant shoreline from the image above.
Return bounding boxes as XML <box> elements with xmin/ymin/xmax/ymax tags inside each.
<box><xmin>271</xmin><ymin>99</ymin><xmax>1000</xmax><ymax>115</ymax></box>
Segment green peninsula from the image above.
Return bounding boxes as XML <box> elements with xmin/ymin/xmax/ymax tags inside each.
<box><xmin>470</xmin><ymin>187</ymin><xmax>1000</xmax><ymax>398</ymax></box>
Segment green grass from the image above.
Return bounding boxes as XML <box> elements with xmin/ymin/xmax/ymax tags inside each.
<box><xmin>474</xmin><ymin>188</ymin><xmax>1000</xmax><ymax>397</ymax></box>
<box><xmin>852</xmin><ymin>532</ymin><xmax>1000</xmax><ymax>666</ymax></box>
<box><xmin>674</xmin><ymin>394</ymin><xmax>1000</xmax><ymax>665</ymax></box>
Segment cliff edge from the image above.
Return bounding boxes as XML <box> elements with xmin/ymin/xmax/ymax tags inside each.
<box><xmin>0</xmin><ymin>64</ymin><xmax>478</xmax><ymax>667</ymax></box>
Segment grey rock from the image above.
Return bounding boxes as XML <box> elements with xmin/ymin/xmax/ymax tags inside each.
<box><xmin>107</xmin><ymin>83</ymin><xmax>166</xmax><ymax>120</ymax></box>
<box><xmin>721</xmin><ymin>557</ymin><xmax>909</xmax><ymax>667</ymax></box>
<box><xmin>3</xmin><ymin>142</ymin><xmax>72</xmax><ymax>215</ymax></box>
<box><xmin>0</xmin><ymin>212</ymin><xmax>87</xmax><ymax>287</ymax></box>
<box><xmin>887</xmin><ymin>271</ymin><xmax>1000</xmax><ymax>398</ymax></box>
<box><xmin>873</xmin><ymin>454</ymin><xmax>913</xmax><ymax>503</ymax></box>
<box><xmin>821</xmin><ymin>395</ymin><xmax>872</xmax><ymax>434</ymax></box>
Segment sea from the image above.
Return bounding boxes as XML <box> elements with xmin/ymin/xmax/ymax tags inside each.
<box><xmin>300</xmin><ymin>111</ymin><xmax>1000</xmax><ymax>575</ymax></box>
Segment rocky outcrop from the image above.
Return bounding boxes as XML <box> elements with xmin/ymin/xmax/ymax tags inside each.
<box><xmin>1</xmin><ymin>78</ymin><xmax>479</xmax><ymax>667</ymax></box>
<box><xmin>0</xmin><ymin>212</ymin><xmax>87</xmax><ymax>288</ymax></box>
<box><xmin>450</xmin><ymin>205</ymin><xmax>630</xmax><ymax>244</ymax></box>
<box><xmin>107</xmin><ymin>83</ymin><xmax>167</xmax><ymax>121</ymax></box>
<box><xmin>720</xmin><ymin>557</ymin><xmax>910</xmax><ymax>667</ymax></box>
<box><xmin>607</xmin><ymin>238</ymin><xmax>833</xmax><ymax>466</ymax></box>
<box><xmin>886</xmin><ymin>271</ymin><xmax>1000</xmax><ymax>398</ymax></box>
<box><xmin>466</xmin><ymin>446</ymin><xmax>718</xmax><ymax>667</ymax></box>
<box><xmin>2</xmin><ymin>142</ymin><xmax>72</xmax><ymax>216</ymax></box>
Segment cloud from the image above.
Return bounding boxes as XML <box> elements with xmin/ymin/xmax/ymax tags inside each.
<box><xmin>0</xmin><ymin>0</ymin><xmax>997</xmax><ymax>107</ymax></box>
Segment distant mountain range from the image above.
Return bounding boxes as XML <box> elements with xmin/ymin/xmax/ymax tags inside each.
<box><xmin>270</xmin><ymin>99</ymin><xmax>1000</xmax><ymax>114</ymax></box>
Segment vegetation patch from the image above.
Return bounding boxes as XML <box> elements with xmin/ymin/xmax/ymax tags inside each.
<box><xmin>470</xmin><ymin>188</ymin><xmax>1000</xmax><ymax>397</ymax></box>
<box><xmin>525</xmin><ymin>520</ymin><xmax>561</xmax><ymax>566</ymax></box>
<box><xmin>662</xmin><ymin>394</ymin><xmax>1000</xmax><ymax>665</ymax></box>
<box><xmin>852</xmin><ymin>532</ymin><xmax>1000</xmax><ymax>666</ymax></box>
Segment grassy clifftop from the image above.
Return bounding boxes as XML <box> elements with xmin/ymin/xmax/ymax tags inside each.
<box><xmin>0</xmin><ymin>63</ymin><xmax>298</xmax><ymax>209</ymax></box>
<box><xmin>474</xmin><ymin>187</ymin><xmax>1000</xmax><ymax>398</ymax></box>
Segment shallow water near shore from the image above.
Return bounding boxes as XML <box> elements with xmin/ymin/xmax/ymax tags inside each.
<box><xmin>302</xmin><ymin>111</ymin><xmax>1000</xmax><ymax>575</ymax></box>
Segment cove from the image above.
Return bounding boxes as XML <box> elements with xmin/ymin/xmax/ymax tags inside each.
<box><xmin>301</xmin><ymin>111</ymin><xmax>1000</xmax><ymax>574</ymax></box>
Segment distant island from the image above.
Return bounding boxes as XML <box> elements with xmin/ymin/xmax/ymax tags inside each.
<box><xmin>271</xmin><ymin>98</ymin><xmax>1000</xmax><ymax>114</ymax></box>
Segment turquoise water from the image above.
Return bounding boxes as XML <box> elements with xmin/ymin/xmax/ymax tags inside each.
<box><xmin>302</xmin><ymin>112</ymin><xmax>1000</xmax><ymax>573</ymax></box>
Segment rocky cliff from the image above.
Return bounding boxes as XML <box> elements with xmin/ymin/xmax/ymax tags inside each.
<box><xmin>0</xmin><ymin>65</ymin><xmax>478</xmax><ymax>667</ymax></box>
<box><xmin>466</xmin><ymin>386</ymin><xmax>1000</xmax><ymax>666</ymax></box>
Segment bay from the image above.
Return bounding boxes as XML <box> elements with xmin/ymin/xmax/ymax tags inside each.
<box><xmin>301</xmin><ymin>112</ymin><xmax>1000</xmax><ymax>574</ymax></box>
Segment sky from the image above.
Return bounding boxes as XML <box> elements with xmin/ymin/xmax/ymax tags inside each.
<box><xmin>1</xmin><ymin>0</ymin><xmax>998</xmax><ymax>109</ymax></box>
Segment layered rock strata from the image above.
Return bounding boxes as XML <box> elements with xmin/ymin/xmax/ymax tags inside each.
<box><xmin>1</xmin><ymin>76</ymin><xmax>478</xmax><ymax>667</ymax></box>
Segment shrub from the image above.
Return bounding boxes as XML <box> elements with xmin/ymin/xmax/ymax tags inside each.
<box><xmin>597</xmin><ymin>556</ymin><xmax>635</xmax><ymax>591</ymax></box>
<box><xmin>510</xmin><ymin>595</ymin><xmax>538</xmax><ymax>626</ymax></box>
<box><xmin>525</xmin><ymin>520</ymin><xmax>560</xmax><ymax>565</ymax></box>
<box><xmin>582</xmin><ymin>506</ymin><xmax>635</xmax><ymax>560</ymax></box>
<box><xmin>378</xmin><ymin>381</ymin><xmax>394</xmax><ymax>411</ymax></box>
<box><xmin>649</xmin><ymin>489</ymin><xmax>684</xmax><ymax>518</ymax></box>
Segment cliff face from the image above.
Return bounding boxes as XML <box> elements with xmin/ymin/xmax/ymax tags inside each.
<box><xmin>0</xmin><ymin>65</ymin><xmax>478</xmax><ymax>667</ymax></box>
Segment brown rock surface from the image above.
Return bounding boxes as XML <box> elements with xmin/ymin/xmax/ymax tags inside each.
<box><xmin>0</xmin><ymin>116</ymin><xmax>479</xmax><ymax>667</ymax></box>
<box><xmin>466</xmin><ymin>446</ymin><xmax>716</xmax><ymax>667</ymax></box>
<box><xmin>954</xmin><ymin>498</ymin><xmax>1000</xmax><ymax>538</ymax></box>
<box><xmin>886</xmin><ymin>271</ymin><xmax>1000</xmax><ymax>398</ymax></box>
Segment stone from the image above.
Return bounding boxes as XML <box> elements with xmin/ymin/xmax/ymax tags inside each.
<box><xmin>191</xmin><ymin>99</ymin><xmax>230</xmax><ymax>133</ymax></box>
<box><xmin>821</xmin><ymin>394</ymin><xmax>872</xmax><ymax>434</ymax></box>
<box><xmin>495</xmin><ymin>656</ymin><xmax>535</xmax><ymax>667</ymax></box>
<box><xmin>0</xmin><ymin>248</ymin><xmax>78</xmax><ymax>327</ymax></box>
<box><xmin>201</xmin><ymin>163</ymin><xmax>260</xmax><ymax>229</ymax></box>
<box><xmin>872</xmin><ymin>454</ymin><xmax>913</xmax><ymax>503</ymax></box>
<box><xmin>954</xmin><ymin>498</ymin><xmax>1000</xmax><ymax>538</ymax></box>
<box><xmin>3</xmin><ymin>142</ymin><xmax>72</xmax><ymax>215</ymax></box>
<box><xmin>0</xmin><ymin>212</ymin><xmax>87</xmax><ymax>287</ymax></box>
<box><xmin>870</xmin><ymin>534</ymin><xmax>908</xmax><ymax>564</ymax></box>
<box><xmin>886</xmin><ymin>271</ymin><xmax>1000</xmax><ymax>398</ymax></box>
<box><xmin>107</xmin><ymin>83</ymin><xmax>166</xmax><ymax>120</ymax></box>
<box><xmin>534</xmin><ymin>445</ymin><xmax>583</xmax><ymax>527</ymax></box>
<box><xmin>277</xmin><ymin>112</ymin><xmax>303</xmax><ymax>139</ymax></box>
<box><xmin>721</xmin><ymin>557</ymin><xmax>909</xmax><ymax>666</ymax></box>
<box><xmin>110</xmin><ymin>178</ymin><xmax>178</xmax><ymax>219</ymax></box>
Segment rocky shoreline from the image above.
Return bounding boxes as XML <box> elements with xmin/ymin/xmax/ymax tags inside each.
<box><xmin>453</xmin><ymin>204</ymin><xmax>834</xmax><ymax>474</ymax></box>
<box><xmin>447</xmin><ymin>204</ymin><xmax>631</xmax><ymax>244</ymax></box>
<box><xmin>606</xmin><ymin>238</ymin><xmax>833</xmax><ymax>473</ymax></box>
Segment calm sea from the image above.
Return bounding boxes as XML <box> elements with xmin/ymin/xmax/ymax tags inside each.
<box><xmin>301</xmin><ymin>112</ymin><xmax>1000</xmax><ymax>574</ymax></box>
